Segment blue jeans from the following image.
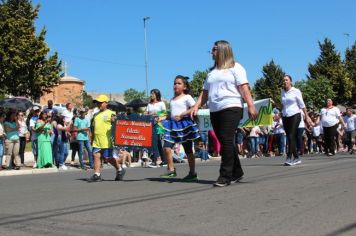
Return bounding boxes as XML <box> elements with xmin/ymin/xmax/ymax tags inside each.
<box><xmin>275</xmin><ymin>133</ymin><xmax>286</xmax><ymax>154</ymax></box>
<box><xmin>57</xmin><ymin>137</ymin><xmax>69</xmax><ymax>167</ymax></box>
<box><xmin>78</xmin><ymin>140</ymin><xmax>93</xmax><ymax>168</ymax></box>
<box><xmin>248</xmin><ymin>137</ymin><xmax>258</xmax><ymax>155</ymax></box>
<box><xmin>0</xmin><ymin>138</ymin><xmax>4</xmax><ymax>167</ymax></box>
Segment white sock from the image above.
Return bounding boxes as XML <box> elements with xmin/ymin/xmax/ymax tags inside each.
<box><xmin>94</xmin><ymin>172</ymin><xmax>100</xmax><ymax>176</ymax></box>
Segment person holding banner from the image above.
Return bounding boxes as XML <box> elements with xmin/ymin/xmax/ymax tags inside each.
<box><xmin>281</xmin><ymin>75</ymin><xmax>312</xmax><ymax>166</ymax></box>
<box><xmin>145</xmin><ymin>89</ymin><xmax>167</xmax><ymax>168</ymax></box>
<box><xmin>191</xmin><ymin>40</ymin><xmax>257</xmax><ymax>187</ymax></box>
<box><xmin>88</xmin><ymin>94</ymin><xmax>126</xmax><ymax>182</ymax></box>
<box><xmin>160</xmin><ymin>75</ymin><xmax>200</xmax><ymax>180</ymax></box>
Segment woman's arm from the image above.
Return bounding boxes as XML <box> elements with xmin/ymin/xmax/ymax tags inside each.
<box><xmin>190</xmin><ymin>90</ymin><xmax>208</xmax><ymax>118</ymax></box>
<box><xmin>238</xmin><ymin>84</ymin><xmax>258</xmax><ymax>120</ymax></box>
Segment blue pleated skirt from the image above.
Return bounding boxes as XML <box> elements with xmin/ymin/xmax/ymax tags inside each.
<box><xmin>161</xmin><ymin>116</ymin><xmax>200</xmax><ymax>143</ymax></box>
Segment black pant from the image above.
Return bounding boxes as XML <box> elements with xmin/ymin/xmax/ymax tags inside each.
<box><xmin>210</xmin><ymin>107</ymin><xmax>243</xmax><ymax>181</ymax></box>
<box><xmin>282</xmin><ymin>113</ymin><xmax>301</xmax><ymax>159</ymax></box>
<box><xmin>323</xmin><ymin>124</ymin><xmax>338</xmax><ymax>154</ymax></box>
<box><xmin>19</xmin><ymin>137</ymin><xmax>27</xmax><ymax>164</ymax></box>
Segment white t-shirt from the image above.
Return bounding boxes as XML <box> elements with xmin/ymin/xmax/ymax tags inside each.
<box><xmin>273</xmin><ymin>118</ymin><xmax>285</xmax><ymax>134</ymax></box>
<box><xmin>62</xmin><ymin>109</ymin><xmax>74</xmax><ymax>123</ymax></box>
<box><xmin>344</xmin><ymin>114</ymin><xmax>356</xmax><ymax>131</ymax></box>
<box><xmin>298</xmin><ymin>110</ymin><xmax>305</xmax><ymax>128</ymax></box>
<box><xmin>312</xmin><ymin>125</ymin><xmax>321</xmax><ymax>137</ymax></box>
<box><xmin>146</xmin><ymin>101</ymin><xmax>166</xmax><ymax>115</ymax></box>
<box><xmin>249</xmin><ymin>126</ymin><xmax>261</xmax><ymax>137</ymax></box>
<box><xmin>320</xmin><ymin>107</ymin><xmax>341</xmax><ymax>127</ymax></box>
<box><xmin>203</xmin><ymin>62</ymin><xmax>248</xmax><ymax>112</ymax></box>
<box><xmin>170</xmin><ymin>95</ymin><xmax>195</xmax><ymax>117</ymax></box>
<box><xmin>281</xmin><ymin>87</ymin><xmax>306</xmax><ymax>117</ymax></box>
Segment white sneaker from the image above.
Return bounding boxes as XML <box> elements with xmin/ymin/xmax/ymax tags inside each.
<box><xmin>122</xmin><ymin>164</ymin><xmax>128</xmax><ymax>169</ymax></box>
<box><xmin>293</xmin><ymin>159</ymin><xmax>302</xmax><ymax>165</ymax></box>
<box><xmin>32</xmin><ymin>162</ymin><xmax>37</xmax><ymax>168</ymax></box>
<box><xmin>60</xmin><ymin>165</ymin><xmax>68</xmax><ymax>170</ymax></box>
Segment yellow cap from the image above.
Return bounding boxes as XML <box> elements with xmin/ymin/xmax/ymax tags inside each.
<box><xmin>95</xmin><ymin>94</ymin><xmax>109</xmax><ymax>103</ymax></box>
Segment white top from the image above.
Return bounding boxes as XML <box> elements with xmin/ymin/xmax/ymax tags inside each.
<box><xmin>281</xmin><ymin>87</ymin><xmax>306</xmax><ymax>117</ymax></box>
<box><xmin>273</xmin><ymin>118</ymin><xmax>285</xmax><ymax>134</ymax></box>
<box><xmin>344</xmin><ymin>114</ymin><xmax>356</xmax><ymax>131</ymax></box>
<box><xmin>298</xmin><ymin>110</ymin><xmax>305</xmax><ymax>128</ymax></box>
<box><xmin>320</xmin><ymin>107</ymin><xmax>341</xmax><ymax>127</ymax></box>
<box><xmin>170</xmin><ymin>95</ymin><xmax>196</xmax><ymax>117</ymax></box>
<box><xmin>29</xmin><ymin>117</ymin><xmax>38</xmax><ymax>141</ymax></box>
<box><xmin>146</xmin><ymin>101</ymin><xmax>166</xmax><ymax>115</ymax></box>
<box><xmin>0</xmin><ymin>123</ymin><xmax>4</xmax><ymax>137</ymax></box>
<box><xmin>249</xmin><ymin>126</ymin><xmax>261</xmax><ymax>137</ymax></box>
<box><xmin>312</xmin><ymin>125</ymin><xmax>321</xmax><ymax>137</ymax></box>
<box><xmin>203</xmin><ymin>62</ymin><xmax>248</xmax><ymax>112</ymax></box>
<box><xmin>18</xmin><ymin>120</ymin><xmax>28</xmax><ymax>137</ymax></box>
<box><xmin>62</xmin><ymin>109</ymin><xmax>74</xmax><ymax>123</ymax></box>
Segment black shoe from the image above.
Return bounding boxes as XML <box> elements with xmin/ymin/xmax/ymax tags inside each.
<box><xmin>159</xmin><ymin>162</ymin><xmax>167</xmax><ymax>167</ymax></box>
<box><xmin>88</xmin><ymin>174</ymin><xmax>102</xmax><ymax>182</ymax></box>
<box><xmin>213</xmin><ymin>177</ymin><xmax>231</xmax><ymax>187</ymax></box>
<box><xmin>231</xmin><ymin>175</ymin><xmax>243</xmax><ymax>184</ymax></box>
<box><xmin>182</xmin><ymin>172</ymin><xmax>198</xmax><ymax>182</ymax></box>
<box><xmin>115</xmin><ymin>168</ymin><xmax>126</xmax><ymax>181</ymax></box>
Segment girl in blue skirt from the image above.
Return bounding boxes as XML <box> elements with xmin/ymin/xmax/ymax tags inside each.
<box><xmin>160</xmin><ymin>75</ymin><xmax>200</xmax><ymax>180</ymax></box>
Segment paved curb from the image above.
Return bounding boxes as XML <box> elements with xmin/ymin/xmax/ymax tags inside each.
<box><xmin>0</xmin><ymin>167</ymin><xmax>58</xmax><ymax>177</ymax></box>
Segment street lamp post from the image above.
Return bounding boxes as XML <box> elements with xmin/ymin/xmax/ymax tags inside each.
<box><xmin>143</xmin><ymin>16</ymin><xmax>150</xmax><ymax>97</ymax></box>
<box><xmin>344</xmin><ymin>33</ymin><xmax>350</xmax><ymax>48</ymax></box>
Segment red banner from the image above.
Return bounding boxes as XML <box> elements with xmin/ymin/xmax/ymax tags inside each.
<box><xmin>114</xmin><ymin>119</ymin><xmax>153</xmax><ymax>148</ymax></box>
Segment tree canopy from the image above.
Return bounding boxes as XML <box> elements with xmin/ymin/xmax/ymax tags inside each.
<box><xmin>190</xmin><ymin>70</ymin><xmax>208</xmax><ymax>98</ymax></box>
<box><xmin>123</xmin><ymin>88</ymin><xmax>146</xmax><ymax>102</ymax></box>
<box><xmin>253</xmin><ymin>60</ymin><xmax>285</xmax><ymax>107</ymax></box>
<box><xmin>308</xmin><ymin>38</ymin><xmax>353</xmax><ymax>105</ymax></box>
<box><xmin>0</xmin><ymin>0</ymin><xmax>61</xmax><ymax>99</ymax></box>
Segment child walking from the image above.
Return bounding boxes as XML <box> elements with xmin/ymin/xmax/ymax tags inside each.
<box><xmin>160</xmin><ymin>75</ymin><xmax>200</xmax><ymax>180</ymax></box>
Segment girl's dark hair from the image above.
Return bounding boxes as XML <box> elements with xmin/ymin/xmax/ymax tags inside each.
<box><xmin>5</xmin><ymin>111</ymin><xmax>16</xmax><ymax>122</ymax></box>
<box><xmin>150</xmin><ymin>89</ymin><xmax>162</xmax><ymax>102</ymax></box>
<box><xmin>284</xmin><ymin>74</ymin><xmax>293</xmax><ymax>82</ymax></box>
<box><xmin>175</xmin><ymin>75</ymin><xmax>191</xmax><ymax>95</ymax></box>
<box><xmin>38</xmin><ymin>111</ymin><xmax>47</xmax><ymax>121</ymax></box>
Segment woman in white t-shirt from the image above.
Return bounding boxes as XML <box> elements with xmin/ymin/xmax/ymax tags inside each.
<box><xmin>191</xmin><ymin>40</ymin><xmax>257</xmax><ymax>187</ymax></box>
<box><xmin>146</xmin><ymin>89</ymin><xmax>167</xmax><ymax>167</ymax></box>
<box><xmin>281</xmin><ymin>75</ymin><xmax>312</xmax><ymax>166</ymax></box>
<box><xmin>320</xmin><ymin>98</ymin><xmax>345</xmax><ymax>156</ymax></box>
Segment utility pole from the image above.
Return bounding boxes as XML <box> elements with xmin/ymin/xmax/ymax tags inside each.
<box><xmin>143</xmin><ymin>16</ymin><xmax>150</xmax><ymax>97</ymax></box>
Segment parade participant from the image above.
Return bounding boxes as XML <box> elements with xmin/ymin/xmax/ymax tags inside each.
<box><xmin>35</xmin><ymin>111</ymin><xmax>53</xmax><ymax>168</ymax></box>
<box><xmin>160</xmin><ymin>75</ymin><xmax>200</xmax><ymax>180</ymax></box>
<box><xmin>344</xmin><ymin>108</ymin><xmax>356</xmax><ymax>154</ymax></box>
<box><xmin>74</xmin><ymin>108</ymin><xmax>94</xmax><ymax>169</ymax></box>
<box><xmin>191</xmin><ymin>40</ymin><xmax>257</xmax><ymax>187</ymax></box>
<box><xmin>281</xmin><ymin>75</ymin><xmax>312</xmax><ymax>165</ymax></box>
<box><xmin>320</xmin><ymin>98</ymin><xmax>345</xmax><ymax>156</ymax></box>
<box><xmin>88</xmin><ymin>94</ymin><xmax>125</xmax><ymax>182</ymax></box>
<box><xmin>145</xmin><ymin>89</ymin><xmax>167</xmax><ymax>168</ymax></box>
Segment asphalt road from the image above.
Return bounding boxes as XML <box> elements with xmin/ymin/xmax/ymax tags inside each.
<box><xmin>0</xmin><ymin>154</ymin><xmax>356</xmax><ymax>236</ymax></box>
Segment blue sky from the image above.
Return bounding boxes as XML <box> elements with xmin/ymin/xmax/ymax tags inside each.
<box><xmin>32</xmin><ymin>0</ymin><xmax>355</xmax><ymax>99</ymax></box>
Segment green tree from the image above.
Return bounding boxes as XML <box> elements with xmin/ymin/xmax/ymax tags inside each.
<box><xmin>253</xmin><ymin>60</ymin><xmax>285</xmax><ymax>107</ymax></box>
<box><xmin>123</xmin><ymin>88</ymin><xmax>145</xmax><ymax>102</ymax></box>
<box><xmin>82</xmin><ymin>90</ymin><xmax>93</xmax><ymax>108</ymax></box>
<box><xmin>0</xmin><ymin>0</ymin><xmax>61</xmax><ymax>99</ymax></box>
<box><xmin>295</xmin><ymin>76</ymin><xmax>335</xmax><ymax>111</ymax></box>
<box><xmin>190</xmin><ymin>70</ymin><xmax>208</xmax><ymax>98</ymax></box>
<box><xmin>344</xmin><ymin>41</ymin><xmax>356</xmax><ymax>104</ymax></box>
<box><xmin>308</xmin><ymin>38</ymin><xmax>353</xmax><ymax>105</ymax></box>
